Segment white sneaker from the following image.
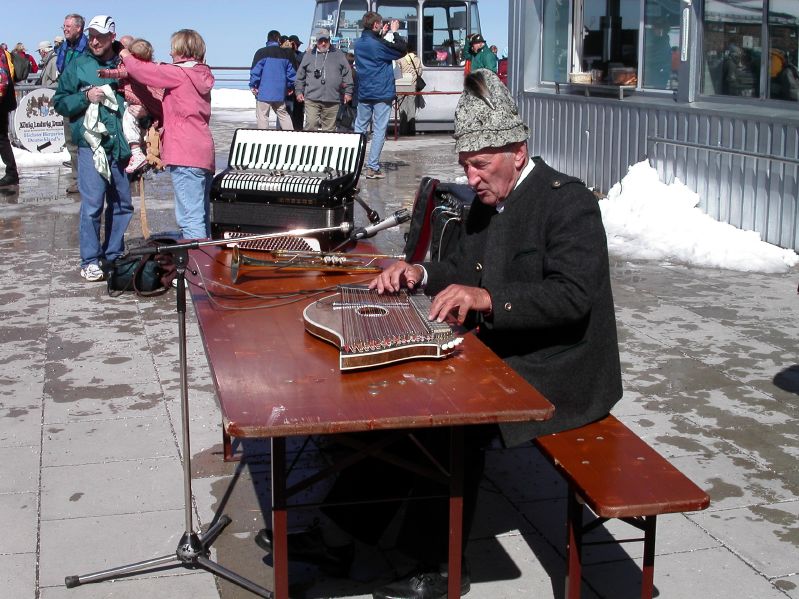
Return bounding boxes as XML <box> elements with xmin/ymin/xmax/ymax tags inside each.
<box><xmin>125</xmin><ymin>149</ymin><xmax>147</xmax><ymax>174</ymax></box>
<box><xmin>80</xmin><ymin>263</ymin><xmax>104</xmax><ymax>282</ymax></box>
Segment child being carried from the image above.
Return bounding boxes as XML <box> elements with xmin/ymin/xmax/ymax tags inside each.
<box><xmin>99</xmin><ymin>38</ymin><xmax>164</xmax><ymax>174</ymax></box>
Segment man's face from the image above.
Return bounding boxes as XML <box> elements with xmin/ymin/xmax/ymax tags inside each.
<box><xmin>87</xmin><ymin>29</ymin><xmax>115</xmax><ymax>59</ymax></box>
<box><xmin>63</xmin><ymin>18</ymin><xmax>83</xmax><ymax>43</ymax></box>
<box><xmin>458</xmin><ymin>144</ymin><xmax>526</xmax><ymax>207</ymax></box>
<box><xmin>316</xmin><ymin>38</ymin><xmax>330</xmax><ymax>52</ymax></box>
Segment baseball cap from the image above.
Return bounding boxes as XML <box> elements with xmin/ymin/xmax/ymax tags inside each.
<box><xmin>315</xmin><ymin>28</ymin><xmax>331</xmax><ymax>40</ymax></box>
<box><xmin>288</xmin><ymin>34</ymin><xmax>302</xmax><ymax>47</ymax></box>
<box><xmin>87</xmin><ymin>15</ymin><xmax>116</xmax><ymax>35</ymax></box>
<box><xmin>38</xmin><ymin>40</ymin><xmax>53</xmax><ymax>51</ymax></box>
<box><xmin>470</xmin><ymin>33</ymin><xmax>486</xmax><ymax>44</ymax></box>
<box><xmin>54</xmin><ymin>35</ymin><xmax>64</xmax><ymax>44</ymax></box>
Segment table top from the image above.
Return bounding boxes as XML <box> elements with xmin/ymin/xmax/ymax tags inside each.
<box><xmin>189</xmin><ymin>246</ymin><xmax>554</xmax><ymax>439</ymax></box>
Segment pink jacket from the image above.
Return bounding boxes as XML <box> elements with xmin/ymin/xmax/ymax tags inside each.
<box><xmin>122</xmin><ymin>55</ymin><xmax>215</xmax><ymax>172</ymax></box>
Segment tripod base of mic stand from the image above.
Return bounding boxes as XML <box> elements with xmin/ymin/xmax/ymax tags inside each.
<box><xmin>65</xmin><ymin>515</ymin><xmax>273</xmax><ymax>598</ymax></box>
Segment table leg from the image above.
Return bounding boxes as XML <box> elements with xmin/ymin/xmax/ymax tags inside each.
<box><xmin>271</xmin><ymin>437</ymin><xmax>288</xmax><ymax>599</ymax></box>
<box><xmin>448</xmin><ymin>427</ymin><xmax>464</xmax><ymax>598</ymax></box>
<box><xmin>394</xmin><ymin>97</ymin><xmax>400</xmax><ymax>141</ymax></box>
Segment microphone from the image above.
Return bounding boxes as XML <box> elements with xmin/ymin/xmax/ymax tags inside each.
<box><xmin>350</xmin><ymin>208</ymin><xmax>410</xmax><ymax>240</ymax></box>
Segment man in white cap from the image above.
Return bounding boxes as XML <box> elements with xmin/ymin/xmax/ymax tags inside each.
<box><xmin>304</xmin><ymin>69</ymin><xmax>623</xmax><ymax>599</ymax></box>
<box><xmin>36</xmin><ymin>40</ymin><xmax>58</xmax><ymax>86</ymax></box>
<box><xmin>54</xmin><ymin>15</ymin><xmax>133</xmax><ymax>283</ymax></box>
<box><xmin>294</xmin><ymin>29</ymin><xmax>353</xmax><ymax>131</ymax></box>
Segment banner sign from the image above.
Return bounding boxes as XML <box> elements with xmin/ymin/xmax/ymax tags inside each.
<box><xmin>13</xmin><ymin>88</ymin><xmax>65</xmax><ymax>153</ymax></box>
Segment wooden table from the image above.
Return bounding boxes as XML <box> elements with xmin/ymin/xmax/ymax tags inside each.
<box><xmin>189</xmin><ymin>246</ymin><xmax>554</xmax><ymax>598</ymax></box>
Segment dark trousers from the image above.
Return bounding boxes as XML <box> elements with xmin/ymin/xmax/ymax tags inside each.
<box><xmin>63</xmin><ymin>120</ymin><xmax>77</xmax><ymax>182</ymax></box>
<box><xmin>291</xmin><ymin>98</ymin><xmax>305</xmax><ymax>131</ymax></box>
<box><xmin>322</xmin><ymin>425</ymin><xmax>495</xmax><ymax>566</ymax></box>
<box><xmin>0</xmin><ymin>111</ymin><xmax>18</xmax><ymax>177</ymax></box>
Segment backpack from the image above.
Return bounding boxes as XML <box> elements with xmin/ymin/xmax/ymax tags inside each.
<box><xmin>11</xmin><ymin>52</ymin><xmax>30</xmax><ymax>82</ymax></box>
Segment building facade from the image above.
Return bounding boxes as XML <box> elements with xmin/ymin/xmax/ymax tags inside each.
<box><xmin>509</xmin><ymin>0</ymin><xmax>799</xmax><ymax>249</ymax></box>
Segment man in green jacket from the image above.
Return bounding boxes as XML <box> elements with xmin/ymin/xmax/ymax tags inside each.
<box><xmin>463</xmin><ymin>33</ymin><xmax>497</xmax><ymax>73</ymax></box>
<box><xmin>54</xmin><ymin>15</ymin><xmax>133</xmax><ymax>282</ymax></box>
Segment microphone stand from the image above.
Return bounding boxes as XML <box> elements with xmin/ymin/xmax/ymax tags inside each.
<box><xmin>64</xmin><ymin>225</ymin><xmax>355</xmax><ymax>597</ymax></box>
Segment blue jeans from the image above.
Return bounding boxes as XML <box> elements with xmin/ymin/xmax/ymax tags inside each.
<box><xmin>77</xmin><ymin>146</ymin><xmax>134</xmax><ymax>266</ymax></box>
<box><xmin>355</xmin><ymin>100</ymin><xmax>392</xmax><ymax>171</ymax></box>
<box><xmin>168</xmin><ymin>166</ymin><xmax>212</xmax><ymax>239</ymax></box>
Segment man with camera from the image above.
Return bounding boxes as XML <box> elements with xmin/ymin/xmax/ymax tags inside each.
<box><xmin>294</xmin><ymin>29</ymin><xmax>353</xmax><ymax>132</ymax></box>
<box><xmin>353</xmin><ymin>11</ymin><xmax>407</xmax><ymax>179</ymax></box>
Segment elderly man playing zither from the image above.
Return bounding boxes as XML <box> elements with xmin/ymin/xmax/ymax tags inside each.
<box><xmin>262</xmin><ymin>70</ymin><xmax>624</xmax><ymax>599</ymax></box>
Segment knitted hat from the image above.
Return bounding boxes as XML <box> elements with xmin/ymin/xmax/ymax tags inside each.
<box><xmin>453</xmin><ymin>69</ymin><xmax>529</xmax><ymax>153</ymax></box>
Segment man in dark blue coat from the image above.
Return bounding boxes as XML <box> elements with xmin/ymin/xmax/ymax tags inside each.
<box><xmin>353</xmin><ymin>11</ymin><xmax>407</xmax><ymax>179</ymax></box>
<box><xmin>249</xmin><ymin>30</ymin><xmax>297</xmax><ymax>130</ymax></box>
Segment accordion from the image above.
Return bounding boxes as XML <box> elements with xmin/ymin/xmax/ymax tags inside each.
<box><xmin>210</xmin><ymin>129</ymin><xmax>366</xmax><ymax>249</ymax></box>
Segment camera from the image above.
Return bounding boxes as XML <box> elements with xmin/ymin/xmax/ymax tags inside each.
<box><xmin>313</xmin><ymin>69</ymin><xmax>322</xmax><ymax>79</ymax></box>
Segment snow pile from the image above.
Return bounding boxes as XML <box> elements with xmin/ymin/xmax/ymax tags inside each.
<box><xmin>599</xmin><ymin>160</ymin><xmax>798</xmax><ymax>273</ymax></box>
<box><xmin>211</xmin><ymin>88</ymin><xmax>255</xmax><ymax>109</ymax></box>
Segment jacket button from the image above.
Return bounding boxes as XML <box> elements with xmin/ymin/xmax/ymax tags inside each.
<box><xmin>552</xmin><ymin>180</ymin><xmax>561</xmax><ymax>188</ymax></box>
<box><xmin>475</xmin><ymin>262</ymin><xmax>483</xmax><ymax>271</ymax></box>
<box><xmin>504</xmin><ymin>302</ymin><xmax>512</xmax><ymax>311</ymax></box>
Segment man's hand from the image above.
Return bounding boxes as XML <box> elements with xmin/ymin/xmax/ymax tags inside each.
<box><xmin>429</xmin><ymin>284</ymin><xmax>492</xmax><ymax>325</ymax></box>
<box><xmin>127</xmin><ymin>104</ymin><xmax>148</xmax><ymax>119</ymax></box>
<box><xmin>343</xmin><ymin>93</ymin><xmax>352</xmax><ymax>104</ymax></box>
<box><xmin>295</xmin><ymin>92</ymin><xmax>304</xmax><ymax>103</ymax></box>
<box><xmin>389</xmin><ymin>19</ymin><xmax>401</xmax><ymax>33</ymax></box>
<box><xmin>250</xmin><ymin>87</ymin><xmax>258</xmax><ymax>96</ymax></box>
<box><xmin>86</xmin><ymin>86</ymin><xmax>105</xmax><ymax>104</ymax></box>
<box><xmin>368</xmin><ymin>261</ymin><xmax>424</xmax><ymax>293</ymax></box>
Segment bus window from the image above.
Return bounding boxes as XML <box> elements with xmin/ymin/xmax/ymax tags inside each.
<box><xmin>422</xmin><ymin>3</ymin><xmax>470</xmax><ymax>68</ymax></box>
<box><xmin>376</xmin><ymin>2</ymin><xmax>420</xmax><ymax>52</ymax></box>
<box><xmin>312</xmin><ymin>0</ymin><xmax>368</xmax><ymax>52</ymax></box>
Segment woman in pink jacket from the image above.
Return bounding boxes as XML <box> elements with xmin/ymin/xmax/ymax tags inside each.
<box><xmin>120</xmin><ymin>29</ymin><xmax>215</xmax><ymax>239</ymax></box>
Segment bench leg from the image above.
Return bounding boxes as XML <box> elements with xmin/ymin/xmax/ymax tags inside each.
<box><xmin>641</xmin><ymin>516</ymin><xmax>657</xmax><ymax>599</ymax></box>
<box><xmin>565</xmin><ymin>488</ymin><xmax>583</xmax><ymax>599</ymax></box>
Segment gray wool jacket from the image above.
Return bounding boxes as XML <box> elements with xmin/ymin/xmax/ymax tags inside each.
<box><xmin>295</xmin><ymin>47</ymin><xmax>353</xmax><ymax>103</ymax></box>
<box><xmin>424</xmin><ymin>158</ymin><xmax>623</xmax><ymax>445</ymax></box>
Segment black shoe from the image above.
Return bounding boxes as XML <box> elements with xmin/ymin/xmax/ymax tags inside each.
<box><xmin>373</xmin><ymin>569</ymin><xmax>471</xmax><ymax>599</ymax></box>
<box><xmin>254</xmin><ymin>526</ymin><xmax>354</xmax><ymax>577</ymax></box>
<box><xmin>0</xmin><ymin>174</ymin><xmax>19</xmax><ymax>187</ymax></box>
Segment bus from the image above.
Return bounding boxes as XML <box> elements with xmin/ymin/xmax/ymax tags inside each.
<box><xmin>310</xmin><ymin>0</ymin><xmax>482</xmax><ymax>132</ymax></box>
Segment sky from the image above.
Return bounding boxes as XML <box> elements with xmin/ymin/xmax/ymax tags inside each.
<box><xmin>2</xmin><ymin>0</ymin><xmax>509</xmax><ymax>70</ymax></box>
<box><xmin>6</xmin><ymin>91</ymin><xmax>798</xmax><ymax>275</ymax></box>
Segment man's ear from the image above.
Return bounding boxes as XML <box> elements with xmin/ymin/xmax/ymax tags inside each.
<box><xmin>513</xmin><ymin>142</ymin><xmax>528</xmax><ymax>169</ymax></box>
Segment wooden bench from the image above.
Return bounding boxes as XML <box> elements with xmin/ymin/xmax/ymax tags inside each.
<box><xmin>534</xmin><ymin>414</ymin><xmax>710</xmax><ymax>599</ymax></box>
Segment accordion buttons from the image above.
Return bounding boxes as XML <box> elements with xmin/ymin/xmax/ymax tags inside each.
<box><xmin>503</xmin><ymin>302</ymin><xmax>512</xmax><ymax>311</ymax></box>
<box><xmin>475</xmin><ymin>262</ymin><xmax>483</xmax><ymax>271</ymax></box>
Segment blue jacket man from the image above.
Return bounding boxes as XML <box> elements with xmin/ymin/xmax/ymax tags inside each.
<box><xmin>57</xmin><ymin>13</ymin><xmax>89</xmax><ymax>194</ymax></box>
<box><xmin>353</xmin><ymin>11</ymin><xmax>406</xmax><ymax>179</ymax></box>
<box><xmin>249</xmin><ymin>30</ymin><xmax>297</xmax><ymax>130</ymax></box>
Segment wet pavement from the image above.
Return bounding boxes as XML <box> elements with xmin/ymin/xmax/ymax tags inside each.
<box><xmin>2</xmin><ymin>108</ymin><xmax>798</xmax><ymax>599</ymax></box>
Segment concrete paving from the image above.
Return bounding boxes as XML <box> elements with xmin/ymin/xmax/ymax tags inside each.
<box><xmin>1</xmin><ymin>109</ymin><xmax>798</xmax><ymax>599</ymax></box>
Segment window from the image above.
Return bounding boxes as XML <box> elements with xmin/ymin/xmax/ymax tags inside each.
<box><xmin>703</xmin><ymin>0</ymin><xmax>798</xmax><ymax>101</ymax></box>
<box><xmin>314</xmin><ymin>0</ymin><xmax>368</xmax><ymax>53</ymax></box>
<box><xmin>702</xmin><ymin>0</ymin><xmax>763</xmax><ymax>97</ymax></box>
<box><xmin>768</xmin><ymin>0</ymin><xmax>799</xmax><ymax>101</ymax></box>
<box><xmin>642</xmin><ymin>0</ymin><xmax>680</xmax><ymax>90</ymax></box>
<box><xmin>541</xmin><ymin>0</ymin><xmax>570</xmax><ymax>83</ymax></box>
<box><xmin>377</xmin><ymin>2</ymin><xmax>420</xmax><ymax>52</ymax></box>
<box><xmin>421</xmin><ymin>3</ymin><xmax>469</xmax><ymax>67</ymax></box>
